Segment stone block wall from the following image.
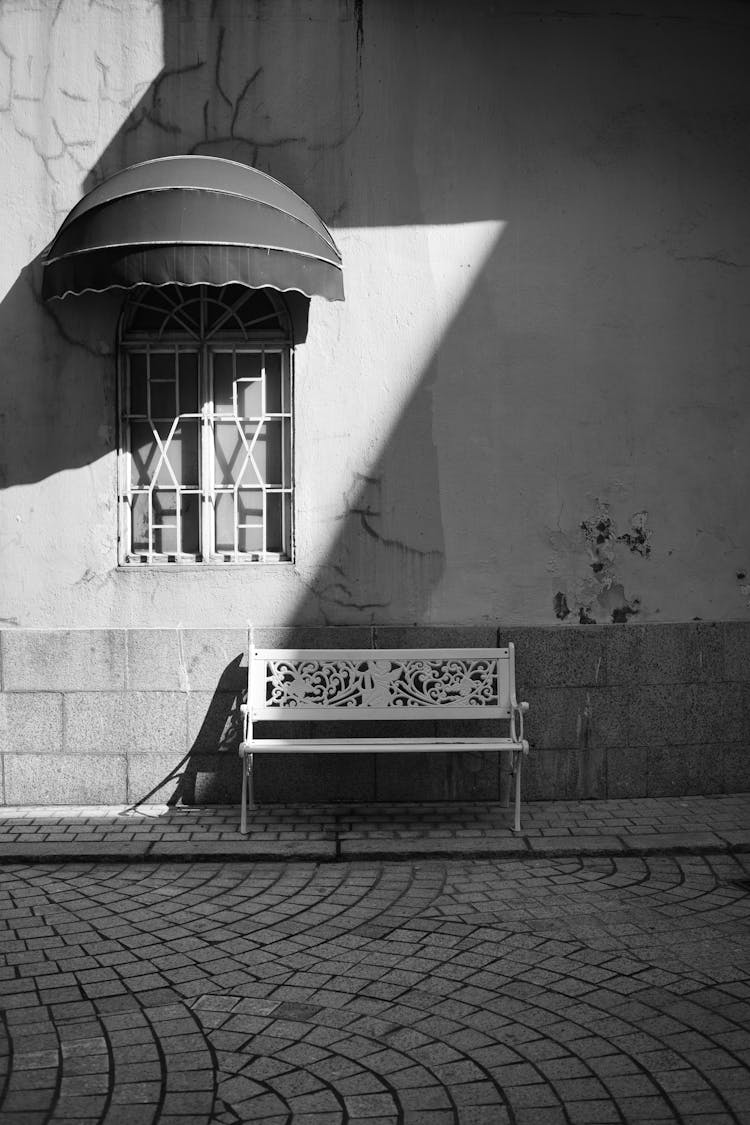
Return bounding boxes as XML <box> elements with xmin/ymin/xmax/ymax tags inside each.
<box><xmin>0</xmin><ymin>624</ymin><xmax>747</xmax><ymax>806</ymax></box>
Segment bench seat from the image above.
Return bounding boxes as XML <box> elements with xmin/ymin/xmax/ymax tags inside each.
<box><xmin>241</xmin><ymin>737</ymin><xmax>521</xmax><ymax>752</ymax></box>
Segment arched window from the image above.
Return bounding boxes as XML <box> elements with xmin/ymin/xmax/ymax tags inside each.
<box><xmin>118</xmin><ymin>284</ymin><xmax>293</xmax><ymax>564</ymax></box>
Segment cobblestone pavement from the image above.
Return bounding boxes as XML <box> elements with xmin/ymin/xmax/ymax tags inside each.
<box><xmin>1</xmin><ymin>853</ymin><xmax>749</xmax><ymax>1124</ymax></box>
<box><xmin>0</xmin><ymin>794</ymin><xmax>748</xmax><ymax>862</ymax></box>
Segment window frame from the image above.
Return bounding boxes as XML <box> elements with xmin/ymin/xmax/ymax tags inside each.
<box><xmin>117</xmin><ymin>285</ymin><xmax>294</xmax><ymax>567</ymax></box>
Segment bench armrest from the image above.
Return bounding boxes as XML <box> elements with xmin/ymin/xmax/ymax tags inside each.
<box><xmin>239</xmin><ymin>703</ymin><xmax>251</xmax><ymax>751</ymax></box>
<box><xmin>511</xmin><ymin>700</ymin><xmax>530</xmax><ymax>747</ymax></box>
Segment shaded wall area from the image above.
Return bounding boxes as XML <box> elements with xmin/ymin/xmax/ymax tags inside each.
<box><xmin>1</xmin><ymin>623</ymin><xmax>748</xmax><ymax>806</ymax></box>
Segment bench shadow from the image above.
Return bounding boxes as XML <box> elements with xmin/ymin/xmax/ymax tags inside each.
<box><xmin>127</xmin><ymin>656</ymin><xmax>246</xmax><ymax>809</ymax></box>
<box><xmin>125</xmin><ymin>652</ymin><xmax>509</xmax><ymax>809</ymax></box>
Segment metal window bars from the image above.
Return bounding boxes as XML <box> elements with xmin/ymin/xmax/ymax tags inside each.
<box><xmin>118</xmin><ymin>285</ymin><xmax>293</xmax><ymax>565</ymax></box>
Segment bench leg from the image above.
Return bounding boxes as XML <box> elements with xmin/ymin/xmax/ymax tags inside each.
<box><xmin>502</xmin><ymin>752</ymin><xmax>510</xmax><ymax>810</ymax></box>
<box><xmin>513</xmin><ymin>749</ymin><xmax>522</xmax><ymax>833</ymax></box>
<box><xmin>240</xmin><ymin>756</ymin><xmax>248</xmax><ymax>834</ymax></box>
<box><xmin>240</xmin><ymin>753</ymin><xmax>255</xmax><ymax>835</ymax></box>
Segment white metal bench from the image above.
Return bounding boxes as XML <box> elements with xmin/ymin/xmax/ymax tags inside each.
<box><xmin>238</xmin><ymin>641</ymin><xmax>530</xmax><ymax>834</ymax></box>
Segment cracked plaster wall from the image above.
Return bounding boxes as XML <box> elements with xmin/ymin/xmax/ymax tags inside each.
<box><xmin>0</xmin><ymin>0</ymin><xmax>749</xmax><ymax>630</ymax></box>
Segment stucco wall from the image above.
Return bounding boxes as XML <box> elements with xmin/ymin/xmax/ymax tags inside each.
<box><xmin>0</xmin><ymin>0</ymin><xmax>748</xmax><ymax>631</ymax></box>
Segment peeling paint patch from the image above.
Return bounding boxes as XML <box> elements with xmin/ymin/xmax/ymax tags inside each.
<box><xmin>611</xmin><ymin>603</ymin><xmax>639</xmax><ymax>623</ymax></box>
<box><xmin>563</xmin><ymin>501</ymin><xmax>648</xmax><ymax>624</ymax></box>
<box><xmin>581</xmin><ymin>504</ymin><xmax>651</xmax><ymax>566</ymax></box>
<box><xmin>580</xmin><ymin>506</ymin><xmax>617</xmax><ymax>576</ymax></box>
<box><xmin>618</xmin><ymin>510</ymin><xmax>651</xmax><ymax>556</ymax></box>
<box><xmin>597</xmin><ymin>582</ymin><xmax>640</xmax><ymax>623</ymax></box>
<box><xmin>553</xmin><ymin>591</ymin><xmax>570</xmax><ymax>620</ymax></box>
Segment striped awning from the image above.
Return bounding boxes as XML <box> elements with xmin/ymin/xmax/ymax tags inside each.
<box><xmin>42</xmin><ymin>155</ymin><xmax>344</xmax><ymax>302</ymax></box>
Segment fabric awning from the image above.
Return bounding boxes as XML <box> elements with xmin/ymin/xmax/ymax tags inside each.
<box><xmin>42</xmin><ymin>155</ymin><xmax>344</xmax><ymax>302</ymax></box>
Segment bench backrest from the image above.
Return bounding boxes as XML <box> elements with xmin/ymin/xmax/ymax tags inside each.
<box><xmin>247</xmin><ymin>646</ymin><xmax>518</xmax><ymax>722</ymax></box>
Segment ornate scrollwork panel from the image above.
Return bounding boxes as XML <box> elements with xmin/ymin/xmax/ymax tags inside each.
<box><xmin>265</xmin><ymin>658</ymin><xmax>498</xmax><ymax>709</ymax></box>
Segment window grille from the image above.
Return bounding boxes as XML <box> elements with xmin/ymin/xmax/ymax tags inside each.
<box><xmin>118</xmin><ymin>284</ymin><xmax>293</xmax><ymax>564</ymax></box>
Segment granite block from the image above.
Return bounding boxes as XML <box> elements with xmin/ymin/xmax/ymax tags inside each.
<box><xmin>0</xmin><ymin>692</ymin><xmax>63</xmax><ymax>754</ymax></box>
<box><xmin>647</xmin><ymin>744</ymin><xmax>723</xmax><ymax>798</ymax></box>
<box><xmin>723</xmin><ymin>621</ymin><xmax>750</xmax><ymax>683</ymax></box>
<box><xmin>63</xmin><ymin>692</ymin><xmax>188</xmax><ymax>755</ymax></box>
<box><xmin>722</xmin><ymin>744</ymin><xmax>750</xmax><ymax>794</ymax></box>
<box><xmin>374</xmin><ymin>749</ymin><xmax>498</xmax><ymax>802</ymax></box>
<box><xmin>435</xmin><ymin>718</ymin><xmax>506</xmax><ymax>739</ymax></box>
<box><xmin>253</xmin><ymin>626</ymin><xmax>374</xmax><ymax>651</ymax></box>
<box><xmin>605</xmin><ymin>625</ymin><xmax>644</xmax><ymax>687</ymax></box>
<box><xmin>180</xmin><ymin>630</ymin><xmax>247</xmax><ymax>691</ymax></box>
<box><xmin>448</xmin><ymin>751</ymin><xmax>499</xmax><ymax>800</ymax></box>
<box><xmin>373</xmin><ymin>626</ymin><xmax>497</xmax><ymax>650</ymax></box>
<box><xmin>526</xmin><ymin>687</ymin><xmax>627</xmax><ymax>750</ymax></box>
<box><xmin>522</xmin><ymin>749</ymin><xmax>570</xmax><ymax>801</ymax></box>
<box><xmin>565</xmin><ymin>744</ymin><xmax>607</xmax><ymax>799</ymax></box>
<box><xmin>498</xmin><ymin>754</ymin><xmax>515</xmax><ymax>805</ymax></box>
<box><xmin>689</xmin><ymin>683</ymin><xmax>746</xmax><ymax>744</ymax></box>
<box><xmin>638</xmin><ymin>622</ymin><xmax>725</xmax><ymax>685</ymax></box>
<box><xmin>628</xmin><ymin>685</ymin><xmax>693</xmax><ymax>747</ymax></box>
<box><xmin>177</xmin><ymin>751</ymin><xmax>243</xmax><ymax>805</ymax></box>
<box><xmin>254</xmin><ymin>719</ymin><xmax>312</xmax><ymax>742</ymax></box>
<box><xmin>254</xmin><ymin>752</ymin><xmax>376</xmax><ymax>803</ymax></box>
<box><xmin>126</xmin><ymin>630</ymin><xmax>177</xmax><ymax>691</ymax></box>
<box><xmin>187</xmin><ymin>691</ymin><xmax>244</xmax><ymax>754</ymax></box>
<box><xmin>2</xmin><ymin>630</ymin><xmax>127</xmax><ymax>692</ymax></box>
<box><xmin>606</xmin><ymin>746</ymin><xmax>648</xmax><ymax>799</ymax></box>
<box><xmin>307</xmin><ymin>718</ymin><xmax>435</xmax><ymax>741</ymax></box>
<box><xmin>4</xmin><ymin>753</ymin><xmax>127</xmax><ymax>804</ymax></box>
<box><xmin>126</xmin><ymin>630</ymin><xmax>189</xmax><ymax>691</ymax></box>
<box><xmin>374</xmin><ymin>752</ymin><xmax>450</xmax><ymax>801</ymax></box>
<box><xmin>507</xmin><ymin>626</ymin><xmax>607</xmax><ymax>690</ymax></box>
<box><xmin>127</xmin><ymin>752</ymin><xmax>189</xmax><ymax>805</ymax></box>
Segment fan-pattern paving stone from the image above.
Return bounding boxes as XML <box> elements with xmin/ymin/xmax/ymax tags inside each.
<box><xmin>0</xmin><ymin>853</ymin><xmax>749</xmax><ymax>1122</ymax></box>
